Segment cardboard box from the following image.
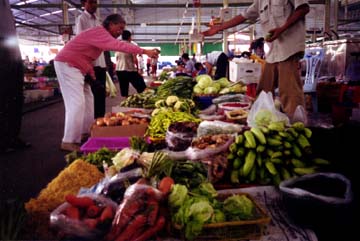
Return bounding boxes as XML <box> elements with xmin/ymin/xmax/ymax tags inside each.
<box><xmin>91</xmin><ymin>123</ymin><xmax>148</xmax><ymax>137</ymax></box>
<box><xmin>229</xmin><ymin>61</ymin><xmax>261</xmax><ymax>83</ymax></box>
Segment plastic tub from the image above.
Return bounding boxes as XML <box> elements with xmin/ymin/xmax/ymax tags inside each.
<box><xmin>218</xmin><ymin>101</ymin><xmax>251</xmax><ymax>114</ymax></box>
<box><xmin>80</xmin><ymin>137</ymin><xmax>130</xmax><ymax>154</ymax></box>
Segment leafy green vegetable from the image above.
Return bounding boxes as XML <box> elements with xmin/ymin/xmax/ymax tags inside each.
<box><xmin>84</xmin><ymin>147</ymin><xmax>117</xmax><ymax>172</ymax></box>
<box><xmin>211</xmin><ymin>209</ymin><xmax>226</xmax><ymax>223</ymax></box>
<box><xmin>168</xmin><ymin>184</ymin><xmax>189</xmax><ymax>208</ymax></box>
<box><xmin>197</xmin><ymin>75</ymin><xmax>213</xmax><ymax>89</ymax></box>
<box><xmin>223</xmin><ymin>194</ymin><xmax>255</xmax><ymax>220</ymax></box>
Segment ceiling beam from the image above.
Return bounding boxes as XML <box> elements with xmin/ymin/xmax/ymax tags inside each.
<box><xmin>15</xmin><ymin>20</ymin><xmax>59</xmax><ymax>35</ymax></box>
<box><xmin>11</xmin><ymin>1</ymin><xmax>326</xmax><ymax>9</ymax></box>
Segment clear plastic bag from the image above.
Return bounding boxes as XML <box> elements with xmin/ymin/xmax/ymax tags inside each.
<box><xmin>247</xmin><ymin>91</ymin><xmax>290</xmax><ymax>127</ymax></box>
<box><xmin>50</xmin><ymin>193</ymin><xmax>118</xmax><ymax>240</ymax></box>
<box><xmin>186</xmin><ymin>134</ymin><xmax>234</xmax><ymax>160</ymax></box>
<box><xmin>99</xmin><ymin>168</ymin><xmax>144</xmax><ymax>203</ymax></box>
<box><xmin>197</xmin><ymin>120</ymin><xmax>243</xmax><ymax>137</ymax></box>
<box><xmin>106</xmin><ymin>183</ymin><xmax>164</xmax><ymax>241</ymax></box>
<box><xmin>212</xmin><ymin>93</ymin><xmax>254</xmax><ymax>105</ymax></box>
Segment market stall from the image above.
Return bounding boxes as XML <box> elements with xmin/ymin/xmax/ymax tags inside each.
<box><xmin>18</xmin><ymin>72</ymin><xmax>354</xmax><ymax>241</ymax></box>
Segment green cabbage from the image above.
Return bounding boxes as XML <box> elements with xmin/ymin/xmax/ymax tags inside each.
<box><xmin>193</xmin><ymin>84</ymin><xmax>203</xmax><ymax>94</ymax></box>
<box><xmin>169</xmin><ymin>184</ymin><xmax>188</xmax><ymax>208</ymax></box>
<box><xmin>197</xmin><ymin>75</ymin><xmax>213</xmax><ymax>89</ymax></box>
<box><xmin>217</xmin><ymin>77</ymin><xmax>230</xmax><ymax>88</ymax></box>
<box><xmin>223</xmin><ymin>194</ymin><xmax>255</xmax><ymax>220</ymax></box>
<box><xmin>203</xmin><ymin>86</ymin><xmax>218</xmax><ymax>94</ymax></box>
<box><xmin>210</xmin><ymin>82</ymin><xmax>221</xmax><ymax>92</ymax></box>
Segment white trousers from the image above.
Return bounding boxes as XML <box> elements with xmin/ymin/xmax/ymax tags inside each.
<box><xmin>54</xmin><ymin>61</ymin><xmax>94</xmax><ymax>143</ymax></box>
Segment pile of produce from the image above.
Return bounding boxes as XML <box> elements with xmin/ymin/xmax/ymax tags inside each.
<box><xmin>228</xmin><ymin>121</ymin><xmax>330</xmax><ymax>185</ymax></box>
<box><xmin>193</xmin><ymin>75</ymin><xmax>246</xmax><ymax>95</ymax></box>
<box><xmin>155</xmin><ymin>76</ymin><xmax>195</xmax><ymax>99</ymax></box>
<box><xmin>95</xmin><ymin>112</ymin><xmax>149</xmax><ymax>127</ymax></box>
<box><xmin>24</xmin><ymin>159</ymin><xmax>104</xmax><ymax>239</ymax></box>
<box><xmin>146</xmin><ymin>109</ymin><xmax>200</xmax><ymax>139</ymax></box>
<box><xmin>152</xmin><ymin>96</ymin><xmax>197</xmax><ymax>115</ymax></box>
<box><xmin>119</xmin><ymin>89</ymin><xmax>156</xmax><ymax>108</ymax></box>
<box><xmin>168</xmin><ymin>182</ymin><xmax>256</xmax><ymax>240</ymax></box>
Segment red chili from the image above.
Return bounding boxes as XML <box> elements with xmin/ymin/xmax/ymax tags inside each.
<box><xmin>83</xmin><ymin>218</ymin><xmax>98</xmax><ymax>229</ymax></box>
<box><xmin>65</xmin><ymin>194</ymin><xmax>94</xmax><ymax>208</ymax></box>
<box><xmin>132</xmin><ymin>215</ymin><xmax>166</xmax><ymax>241</ymax></box>
<box><xmin>86</xmin><ymin>205</ymin><xmax>101</xmax><ymax>218</ymax></box>
<box><xmin>99</xmin><ymin>205</ymin><xmax>114</xmax><ymax>223</ymax></box>
<box><xmin>65</xmin><ymin>206</ymin><xmax>80</xmax><ymax>220</ymax></box>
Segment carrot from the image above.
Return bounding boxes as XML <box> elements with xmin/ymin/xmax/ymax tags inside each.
<box><xmin>65</xmin><ymin>206</ymin><xmax>80</xmax><ymax>220</ymax></box>
<box><xmin>99</xmin><ymin>205</ymin><xmax>114</xmax><ymax>223</ymax></box>
<box><xmin>146</xmin><ymin>200</ymin><xmax>159</xmax><ymax>226</ymax></box>
<box><xmin>158</xmin><ymin>176</ymin><xmax>174</xmax><ymax>195</ymax></box>
<box><xmin>106</xmin><ymin>199</ymin><xmax>144</xmax><ymax>241</ymax></box>
<box><xmin>114</xmin><ymin>214</ymin><xmax>147</xmax><ymax>241</ymax></box>
<box><xmin>65</xmin><ymin>194</ymin><xmax>94</xmax><ymax>208</ymax></box>
<box><xmin>83</xmin><ymin>218</ymin><xmax>98</xmax><ymax>229</ymax></box>
<box><xmin>86</xmin><ymin>205</ymin><xmax>101</xmax><ymax>218</ymax></box>
<box><xmin>133</xmin><ymin>215</ymin><xmax>166</xmax><ymax>241</ymax></box>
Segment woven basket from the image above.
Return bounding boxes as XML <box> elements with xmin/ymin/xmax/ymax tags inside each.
<box><xmin>173</xmin><ymin>193</ymin><xmax>271</xmax><ymax>240</ymax></box>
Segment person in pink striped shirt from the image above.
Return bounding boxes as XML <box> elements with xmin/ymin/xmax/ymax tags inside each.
<box><xmin>54</xmin><ymin>14</ymin><xmax>159</xmax><ymax>152</ymax></box>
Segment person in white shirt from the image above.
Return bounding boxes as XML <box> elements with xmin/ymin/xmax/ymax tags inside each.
<box><xmin>203</xmin><ymin>0</ymin><xmax>310</xmax><ymax>121</ymax></box>
<box><xmin>75</xmin><ymin>0</ymin><xmax>107</xmax><ymax>120</ymax></box>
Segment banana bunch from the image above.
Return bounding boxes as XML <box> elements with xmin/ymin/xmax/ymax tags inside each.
<box><xmin>228</xmin><ymin>121</ymin><xmax>330</xmax><ymax>185</ymax></box>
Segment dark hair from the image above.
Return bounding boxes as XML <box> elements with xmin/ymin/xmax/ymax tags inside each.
<box><xmin>181</xmin><ymin>53</ymin><xmax>189</xmax><ymax>60</ymax></box>
<box><xmin>102</xmin><ymin>14</ymin><xmax>126</xmax><ymax>29</ymax></box>
<box><xmin>122</xmin><ymin>30</ymin><xmax>131</xmax><ymax>40</ymax></box>
<box><xmin>194</xmin><ymin>62</ymin><xmax>203</xmax><ymax>71</ymax></box>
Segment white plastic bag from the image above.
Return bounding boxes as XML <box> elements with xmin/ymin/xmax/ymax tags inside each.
<box><xmin>247</xmin><ymin>91</ymin><xmax>290</xmax><ymax>127</ymax></box>
<box><xmin>105</xmin><ymin>71</ymin><xmax>117</xmax><ymax>98</ymax></box>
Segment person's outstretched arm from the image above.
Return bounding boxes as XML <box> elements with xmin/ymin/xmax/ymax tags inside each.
<box><xmin>266</xmin><ymin>4</ymin><xmax>310</xmax><ymax>42</ymax></box>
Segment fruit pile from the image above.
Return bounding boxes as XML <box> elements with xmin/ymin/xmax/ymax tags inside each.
<box><xmin>228</xmin><ymin>122</ymin><xmax>330</xmax><ymax>185</ymax></box>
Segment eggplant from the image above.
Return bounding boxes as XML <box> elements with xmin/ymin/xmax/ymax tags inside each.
<box><xmin>100</xmin><ymin>168</ymin><xmax>143</xmax><ymax>203</ymax></box>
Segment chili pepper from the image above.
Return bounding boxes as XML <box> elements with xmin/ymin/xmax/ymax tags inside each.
<box><xmin>133</xmin><ymin>215</ymin><xmax>165</xmax><ymax>241</ymax></box>
<box><xmin>86</xmin><ymin>205</ymin><xmax>101</xmax><ymax>218</ymax></box>
<box><xmin>65</xmin><ymin>206</ymin><xmax>80</xmax><ymax>220</ymax></box>
<box><xmin>99</xmin><ymin>205</ymin><xmax>114</xmax><ymax>223</ymax></box>
<box><xmin>83</xmin><ymin>218</ymin><xmax>98</xmax><ymax>229</ymax></box>
<box><xmin>65</xmin><ymin>194</ymin><xmax>94</xmax><ymax>208</ymax></box>
<box><xmin>114</xmin><ymin>214</ymin><xmax>147</xmax><ymax>241</ymax></box>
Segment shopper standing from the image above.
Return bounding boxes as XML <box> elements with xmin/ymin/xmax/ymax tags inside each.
<box><xmin>75</xmin><ymin>0</ymin><xmax>107</xmax><ymax>120</ymax></box>
<box><xmin>203</xmin><ymin>51</ymin><xmax>230</xmax><ymax>80</ymax></box>
<box><xmin>115</xmin><ymin>30</ymin><xmax>147</xmax><ymax>97</ymax></box>
<box><xmin>202</xmin><ymin>0</ymin><xmax>310</xmax><ymax>120</ymax></box>
<box><xmin>54</xmin><ymin>14</ymin><xmax>159</xmax><ymax>152</ymax></box>
<box><xmin>181</xmin><ymin>53</ymin><xmax>196</xmax><ymax>77</ymax></box>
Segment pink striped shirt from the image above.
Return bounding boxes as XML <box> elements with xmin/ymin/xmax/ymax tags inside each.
<box><xmin>55</xmin><ymin>26</ymin><xmax>143</xmax><ymax>76</ymax></box>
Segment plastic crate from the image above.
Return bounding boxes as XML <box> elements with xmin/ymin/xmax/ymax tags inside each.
<box><xmin>80</xmin><ymin>137</ymin><xmax>130</xmax><ymax>154</ymax></box>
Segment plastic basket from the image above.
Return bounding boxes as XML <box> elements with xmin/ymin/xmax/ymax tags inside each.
<box><xmin>173</xmin><ymin>193</ymin><xmax>271</xmax><ymax>240</ymax></box>
<box><xmin>80</xmin><ymin>137</ymin><xmax>130</xmax><ymax>154</ymax></box>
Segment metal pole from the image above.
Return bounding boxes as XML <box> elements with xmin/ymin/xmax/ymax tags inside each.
<box><xmin>324</xmin><ymin>0</ymin><xmax>330</xmax><ymax>35</ymax></box>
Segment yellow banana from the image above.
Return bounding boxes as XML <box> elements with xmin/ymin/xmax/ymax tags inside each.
<box><xmin>304</xmin><ymin>127</ymin><xmax>312</xmax><ymax>138</ymax></box>
<box><xmin>236</xmin><ymin>147</ymin><xmax>246</xmax><ymax>157</ymax></box>
<box><xmin>244</xmin><ymin>130</ymin><xmax>256</xmax><ymax>148</ymax></box>
<box><xmin>267</xmin><ymin>138</ymin><xmax>282</xmax><ymax>146</ymax></box>
<box><xmin>281</xmin><ymin>167</ymin><xmax>291</xmax><ymax>180</ymax></box>
<box><xmin>292</xmin><ymin>121</ymin><xmax>305</xmax><ymax>131</ymax></box>
<box><xmin>230</xmin><ymin>170</ymin><xmax>240</xmax><ymax>183</ymax></box>
<box><xmin>243</xmin><ymin>150</ymin><xmax>256</xmax><ymax>176</ymax></box>
<box><xmin>293</xmin><ymin>167</ymin><xmax>317</xmax><ymax>175</ymax></box>
<box><xmin>312</xmin><ymin>158</ymin><xmax>330</xmax><ymax>165</ymax></box>
<box><xmin>291</xmin><ymin>158</ymin><xmax>305</xmax><ymax>168</ymax></box>
<box><xmin>265</xmin><ymin>161</ymin><xmax>278</xmax><ymax>175</ymax></box>
<box><xmin>268</xmin><ymin>121</ymin><xmax>285</xmax><ymax>132</ymax></box>
<box><xmin>250</xmin><ymin>127</ymin><xmax>267</xmax><ymax>145</ymax></box>
<box><xmin>235</xmin><ymin>134</ymin><xmax>244</xmax><ymax>144</ymax></box>
<box><xmin>256</xmin><ymin>145</ymin><xmax>266</xmax><ymax>153</ymax></box>
<box><xmin>292</xmin><ymin>144</ymin><xmax>302</xmax><ymax>158</ymax></box>
<box><xmin>297</xmin><ymin>134</ymin><xmax>311</xmax><ymax>149</ymax></box>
